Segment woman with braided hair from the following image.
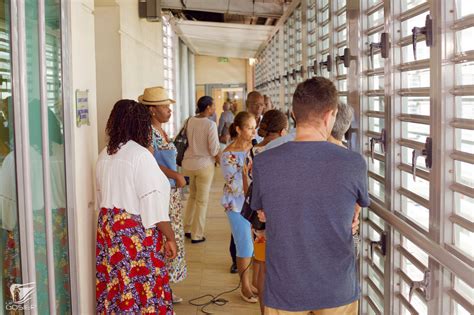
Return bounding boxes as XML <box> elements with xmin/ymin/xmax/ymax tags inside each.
<box><xmin>95</xmin><ymin>99</ymin><xmax>176</xmax><ymax>314</ymax></box>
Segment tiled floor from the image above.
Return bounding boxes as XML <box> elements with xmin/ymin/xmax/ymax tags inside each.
<box><xmin>172</xmin><ymin>167</ymin><xmax>261</xmax><ymax>315</ymax></box>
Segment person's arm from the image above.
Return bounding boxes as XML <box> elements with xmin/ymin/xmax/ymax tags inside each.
<box><xmin>352</xmin><ymin>204</ymin><xmax>361</xmax><ymax>235</ymax></box>
<box><xmin>208</xmin><ymin>123</ymin><xmax>221</xmax><ymax>164</ymax></box>
<box><xmin>242</xmin><ymin>167</ymin><xmax>249</xmax><ymax>194</ymax></box>
<box><xmin>353</xmin><ymin>155</ymin><xmax>369</xmax><ymax>234</ymax></box>
<box><xmin>356</xmin><ymin>156</ymin><xmax>370</xmax><ymax>208</ymax></box>
<box><xmin>134</xmin><ymin>150</ymin><xmax>174</xmax><ymax>239</ymax></box>
<box><xmin>208</xmin><ymin>123</ymin><xmax>220</xmax><ymax>155</ymax></box>
<box><xmin>158</xmin><ymin>165</ymin><xmax>186</xmax><ymax>188</ymax></box>
<box><xmin>157</xmin><ymin>221</ymin><xmax>177</xmax><ymax>259</ymax></box>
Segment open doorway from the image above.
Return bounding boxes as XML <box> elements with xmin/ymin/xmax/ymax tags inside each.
<box><xmin>196</xmin><ymin>84</ymin><xmax>246</xmax><ymax>120</ymax></box>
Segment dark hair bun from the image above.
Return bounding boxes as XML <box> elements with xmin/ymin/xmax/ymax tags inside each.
<box><xmin>229</xmin><ymin>123</ymin><xmax>238</xmax><ymax>139</ymax></box>
<box><xmin>197</xmin><ymin>96</ymin><xmax>214</xmax><ymax>113</ymax></box>
<box><xmin>259</xmin><ymin>110</ymin><xmax>288</xmax><ymax>137</ymax></box>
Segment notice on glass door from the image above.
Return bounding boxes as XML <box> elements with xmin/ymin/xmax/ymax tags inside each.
<box><xmin>76</xmin><ymin>89</ymin><xmax>90</xmax><ymax>127</ymax></box>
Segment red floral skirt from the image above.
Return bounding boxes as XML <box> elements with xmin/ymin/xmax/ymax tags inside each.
<box><xmin>96</xmin><ymin>207</ymin><xmax>173</xmax><ymax>314</ymax></box>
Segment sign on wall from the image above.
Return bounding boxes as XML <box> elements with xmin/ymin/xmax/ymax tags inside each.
<box><xmin>75</xmin><ymin>89</ymin><xmax>89</xmax><ymax>127</ymax></box>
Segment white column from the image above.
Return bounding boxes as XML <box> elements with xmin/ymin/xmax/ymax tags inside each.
<box><xmin>188</xmin><ymin>51</ymin><xmax>196</xmax><ymax>116</ymax></box>
<box><xmin>179</xmin><ymin>40</ymin><xmax>189</xmax><ymax>122</ymax></box>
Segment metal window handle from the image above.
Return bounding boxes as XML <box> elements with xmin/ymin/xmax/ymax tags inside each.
<box><xmin>409</xmin><ymin>270</ymin><xmax>432</xmax><ymax>302</ymax></box>
<box><xmin>335</xmin><ymin>48</ymin><xmax>356</xmax><ymax>69</ymax></box>
<box><xmin>369</xmin><ymin>231</ymin><xmax>387</xmax><ymax>264</ymax></box>
<box><xmin>319</xmin><ymin>55</ymin><xmax>332</xmax><ymax>73</ymax></box>
<box><xmin>369</xmin><ymin>128</ymin><xmax>387</xmax><ymax>162</ymax></box>
<box><xmin>411</xmin><ymin>137</ymin><xmax>432</xmax><ymax>181</ymax></box>
<box><xmin>292</xmin><ymin>66</ymin><xmax>305</xmax><ymax>80</ymax></box>
<box><xmin>307</xmin><ymin>60</ymin><xmax>318</xmax><ymax>77</ymax></box>
<box><xmin>369</xmin><ymin>32</ymin><xmax>390</xmax><ymax>69</ymax></box>
<box><xmin>412</xmin><ymin>15</ymin><xmax>433</xmax><ymax>60</ymax></box>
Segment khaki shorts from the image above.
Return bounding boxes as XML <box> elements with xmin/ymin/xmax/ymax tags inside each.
<box><xmin>265</xmin><ymin>300</ymin><xmax>358</xmax><ymax>315</ymax></box>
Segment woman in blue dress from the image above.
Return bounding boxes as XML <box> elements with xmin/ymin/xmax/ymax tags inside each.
<box><xmin>220</xmin><ymin>111</ymin><xmax>258</xmax><ymax>303</ymax></box>
<box><xmin>139</xmin><ymin>87</ymin><xmax>188</xmax><ymax>303</ymax></box>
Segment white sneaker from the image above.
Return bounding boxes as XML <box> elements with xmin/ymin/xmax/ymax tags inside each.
<box><xmin>172</xmin><ymin>293</ymin><xmax>183</xmax><ymax>304</ymax></box>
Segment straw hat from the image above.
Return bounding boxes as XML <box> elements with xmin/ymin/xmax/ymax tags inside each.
<box><xmin>138</xmin><ymin>86</ymin><xmax>176</xmax><ymax>106</ymax></box>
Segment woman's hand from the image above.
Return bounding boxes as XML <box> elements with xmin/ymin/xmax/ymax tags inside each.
<box><xmin>257</xmin><ymin>210</ymin><xmax>266</xmax><ymax>222</ymax></box>
<box><xmin>164</xmin><ymin>240</ymin><xmax>177</xmax><ymax>259</ymax></box>
<box><xmin>175</xmin><ymin>174</ymin><xmax>187</xmax><ymax>188</ymax></box>
<box><xmin>214</xmin><ymin>152</ymin><xmax>222</xmax><ymax>166</ymax></box>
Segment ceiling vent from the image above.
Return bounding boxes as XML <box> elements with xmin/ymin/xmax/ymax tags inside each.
<box><xmin>138</xmin><ymin>0</ymin><xmax>161</xmax><ymax>22</ymax></box>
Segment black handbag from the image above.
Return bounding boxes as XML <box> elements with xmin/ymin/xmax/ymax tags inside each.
<box><xmin>174</xmin><ymin>118</ymin><xmax>189</xmax><ymax>167</ymax></box>
<box><xmin>240</xmin><ymin>145</ymin><xmax>265</xmax><ymax>230</ymax></box>
<box><xmin>240</xmin><ymin>182</ymin><xmax>265</xmax><ymax>230</ymax></box>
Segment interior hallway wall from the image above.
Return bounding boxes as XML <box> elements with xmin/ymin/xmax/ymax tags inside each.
<box><xmin>70</xmin><ymin>0</ymin><xmax>99</xmax><ymax>313</ymax></box>
<box><xmin>94</xmin><ymin>0</ymin><xmax>164</xmax><ymax>151</ymax></box>
<box><xmin>195</xmin><ymin>55</ymin><xmax>247</xmax><ymax>85</ymax></box>
<box><xmin>94</xmin><ymin>4</ymin><xmax>121</xmax><ymax>152</ymax></box>
<box><xmin>117</xmin><ymin>0</ymin><xmax>164</xmax><ymax>99</ymax></box>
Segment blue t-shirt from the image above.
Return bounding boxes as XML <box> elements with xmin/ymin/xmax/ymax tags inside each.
<box><xmin>251</xmin><ymin>141</ymin><xmax>370</xmax><ymax>311</ymax></box>
<box><xmin>264</xmin><ymin>128</ymin><xmax>296</xmax><ymax>151</ymax></box>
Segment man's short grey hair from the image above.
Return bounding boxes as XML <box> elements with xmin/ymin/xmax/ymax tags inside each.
<box><xmin>331</xmin><ymin>103</ymin><xmax>354</xmax><ymax>140</ymax></box>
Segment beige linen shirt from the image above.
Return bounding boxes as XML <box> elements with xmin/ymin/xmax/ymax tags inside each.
<box><xmin>182</xmin><ymin>116</ymin><xmax>220</xmax><ymax>171</ymax></box>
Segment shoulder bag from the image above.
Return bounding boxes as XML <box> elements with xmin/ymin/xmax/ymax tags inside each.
<box><xmin>174</xmin><ymin>118</ymin><xmax>190</xmax><ymax>167</ymax></box>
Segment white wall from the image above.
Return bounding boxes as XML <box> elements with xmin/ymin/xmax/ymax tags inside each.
<box><xmin>95</xmin><ymin>4</ymin><xmax>122</xmax><ymax>151</ymax></box>
<box><xmin>195</xmin><ymin>55</ymin><xmax>247</xmax><ymax>85</ymax></box>
<box><xmin>94</xmin><ymin>0</ymin><xmax>165</xmax><ymax>151</ymax></box>
<box><xmin>117</xmin><ymin>0</ymin><xmax>164</xmax><ymax>99</ymax></box>
<box><xmin>70</xmin><ymin>0</ymin><xmax>99</xmax><ymax>313</ymax></box>
<box><xmin>68</xmin><ymin>0</ymin><xmax>179</xmax><ymax>311</ymax></box>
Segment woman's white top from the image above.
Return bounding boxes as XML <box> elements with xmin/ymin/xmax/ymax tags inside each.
<box><xmin>182</xmin><ymin>116</ymin><xmax>220</xmax><ymax>171</ymax></box>
<box><xmin>96</xmin><ymin>140</ymin><xmax>170</xmax><ymax>229</ymax></box>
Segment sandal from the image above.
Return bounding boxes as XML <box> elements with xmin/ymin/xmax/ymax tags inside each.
<box><xmin>240</xmin><ymin>291</ymin><xmax>258</xmax><ymax>303</ymax></box>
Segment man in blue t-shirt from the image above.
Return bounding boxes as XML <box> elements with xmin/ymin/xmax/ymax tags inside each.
<box><xmin>251</xmin><ymin>77</ymin><xmax>370</xmax><ymax>314</ymax></box>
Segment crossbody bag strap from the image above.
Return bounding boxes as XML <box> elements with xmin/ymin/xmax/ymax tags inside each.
<box><xmin>180</xmin><ymin>117</ymin><xmax>190</xmax><ymax>135</ymax></box>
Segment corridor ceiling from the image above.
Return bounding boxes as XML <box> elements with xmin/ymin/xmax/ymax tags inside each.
<box><xmin>169</xmin><ymin>20</ymin><xmax>275</xmax><ymax>59</ymax></box>
<box><xmin>164</xmin><ymin>0</ymin><xmax>290</xmax><ymax>59</ymax></box>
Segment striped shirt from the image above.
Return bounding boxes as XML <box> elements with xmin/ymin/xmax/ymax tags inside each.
<box><xmin>182</xmin><ymin>116</ymin><xmax>220</xmax><ymax>171</ymax></box>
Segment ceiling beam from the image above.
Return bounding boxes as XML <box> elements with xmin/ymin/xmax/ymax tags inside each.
<box><xmin>161</xmin><ymin>0</ymin><xmax>283</xmax><ymax>18</ymax></box>
<box><xmin>264</xmin><ymin>17</ymin><xmax>275</xmax><ymax>25</ymax></box>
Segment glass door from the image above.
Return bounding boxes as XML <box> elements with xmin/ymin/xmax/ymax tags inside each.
<box><xmin>0</xmin><ymin>0</ymin><xmax>72</xmax><ymax>314</ymax></box>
